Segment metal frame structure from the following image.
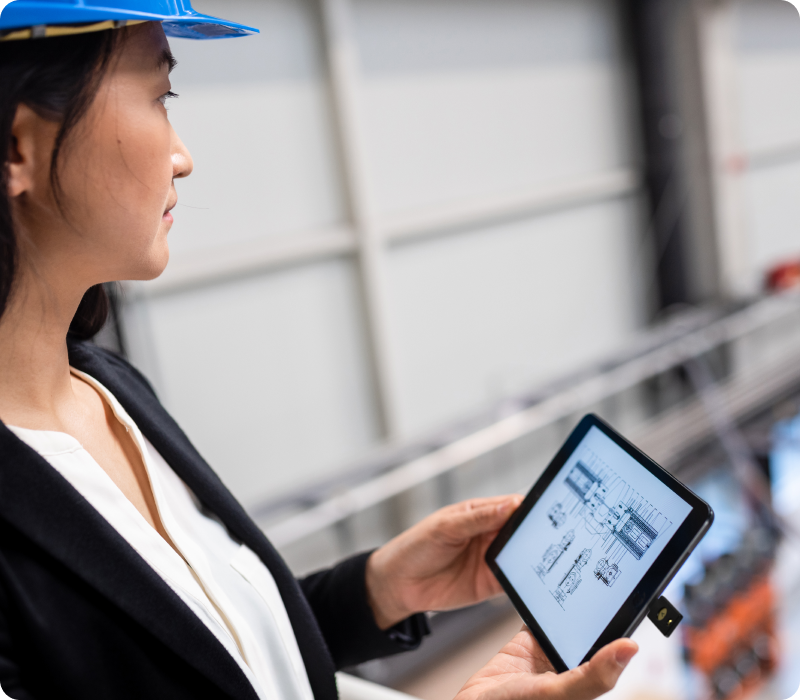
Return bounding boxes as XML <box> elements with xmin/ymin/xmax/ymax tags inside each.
<box><xmin>320</xmin><ymin>0</ymin><xmax>401</xmax><ymax>439</ymax></box>
<box><xmin>624</xmin><ymin>0</ymin><xmax>692</xmax><ymax>309</ymax></box>
<box><xmin>111</xmin><ymin>0</ymin><xmax>800</xmax><ymax>584</ymax></box>
<box><xmin>695</xmin><ymin>0</ymin><xmax>750</xmax><ymax>300</ymax></box>
<box><xmin>125</xmin><ymin>0</ymin><xmax>800</xmax><ymax>452</ymax></box>
<box><xmin>260</xmin><ymin>291</ymin><xmax>800</xmax><ymax>548</ymax></box>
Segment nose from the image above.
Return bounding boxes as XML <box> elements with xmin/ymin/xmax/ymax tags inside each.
<box><xmin>171</xmin><ymin>128</ymin><xmax>193</xmax><ymax>180</ymax></box>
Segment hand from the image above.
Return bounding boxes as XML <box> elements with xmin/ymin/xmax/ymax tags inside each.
<box><xmin>456</xmin><ymin>627</ymin><xmax>638</xmax><ymax>700</ymax></box>
<box><xmin>365</xmin><ymin>495</ymin><xmax>523</xmax><ymax>629</ymax></box>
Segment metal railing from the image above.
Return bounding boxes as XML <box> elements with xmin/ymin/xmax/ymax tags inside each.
<box><xmin>257</xmin><ymin>291</ymin><xmax>800</xmax><ymax>550</ymax></box>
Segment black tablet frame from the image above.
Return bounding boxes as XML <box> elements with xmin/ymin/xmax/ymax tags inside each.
<box><xmin>485</xmin><ymin>414</ymin><xmax>714</xmax><ymax>672</ymax></box>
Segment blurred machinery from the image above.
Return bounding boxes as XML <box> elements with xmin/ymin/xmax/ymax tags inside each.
<box><xmin>342</xmin><ymin>352</ymin><xmax>800</xmax><ymax>699</ymax></box>
<box><xmin>683</xmin><ymin>528</ymin><xmax>780</xmax><ymax>700</ymax></box>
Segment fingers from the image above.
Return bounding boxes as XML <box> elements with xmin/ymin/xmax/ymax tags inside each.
<box><xmin>443</xmin><ymin>495</ymin><xmax>523</xmax><ymax>539</ymax></box>
<box><xmin>467</xmin><ymin>495</ymin><xmax>523</xmax><ymax>509</ymax></box>
<box><xmin>458</xmin><ymin>634</ymin><xmax>637</xmax><ymax>700</ymax></box>
<box><xmin>547</xmin><ymin>639</ymin><xmax>638</xmax><ymax>700</ymax></box>
<box><xmin>510</xmin><ymin>626</ymin><xmax>556</xmax><ymax>674</ymax></box>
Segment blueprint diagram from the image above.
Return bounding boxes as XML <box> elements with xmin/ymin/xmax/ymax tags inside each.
<box><xmin>496</xmin><ymin>425</ymin><xmax>693</xmax><ymax>668</ymax></box>
<box><xmin>532</xmin><ymin>451</ymin><xmax>673</xmax><ymax>610</ymax></box>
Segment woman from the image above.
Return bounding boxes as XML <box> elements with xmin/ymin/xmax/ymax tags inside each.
<box><xmin>0</xmin><ymin>2</ymin><xmax>638</xmax><ymax>699</ymax></box>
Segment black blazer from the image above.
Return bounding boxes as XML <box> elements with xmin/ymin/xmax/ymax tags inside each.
<box><xmin>0</xmin><ymin>339</ymin><xmax>427</xmax><ymax>700</ymax></box>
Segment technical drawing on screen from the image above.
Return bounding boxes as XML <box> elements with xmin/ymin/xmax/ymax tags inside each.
<box><xmin>534</xmin><ymin>457</ymin><xmax>673</xmax><ymax>610</ymax></box>
<box><xmin>494</xmin><ymin>423</ymin><xmax>696</xmax><ymax>669</ymax></box>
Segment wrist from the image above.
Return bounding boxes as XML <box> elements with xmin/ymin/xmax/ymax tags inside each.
<box><xmin>365</xmin><ymin>548</ymin><xmax>412</xmax><ymax>630</ymax></box>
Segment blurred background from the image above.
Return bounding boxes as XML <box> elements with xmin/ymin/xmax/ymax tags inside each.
<box><xmin>97</xmin><ymin>0</ymin><xmax>800</xmax><ymax>698</ymax></box>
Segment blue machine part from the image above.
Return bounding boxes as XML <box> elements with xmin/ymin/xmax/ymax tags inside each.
<box><xmin>661</xmin><ymin>468</ymin><xmax>751</xmax><ymax>603</ymax></box>
<box><xmin>0</xmin><ymin>0</ymin><xmax>258</xmax><ymax>39</ymax></box>
<box><xmin>771</xmin><ymin>413</ymin><xmax>800</xmax><ymax>517</ymax></box>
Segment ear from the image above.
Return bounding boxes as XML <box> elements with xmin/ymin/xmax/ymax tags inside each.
<box><xmin>7</xmin><ymin>104</ymin><xmax>58</xmax><ymax>200</ymax></box>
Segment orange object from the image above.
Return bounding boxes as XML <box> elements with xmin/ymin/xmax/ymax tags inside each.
<box><xmin>684</xmin><ymin>578</ymin><xmax>774</xmax><ymax>673</ymax></box>
<box><xmin>765</xmin><ymin>260</ymin><xmax>800</xmax><ymax>292</ymax></box>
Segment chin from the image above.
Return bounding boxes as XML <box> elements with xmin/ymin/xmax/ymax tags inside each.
<box><xmin>147</xmin><ymin>258</ymin><xmax>170</xmax><ymax>281</ymax></box>
<box><xmin>134</xmin><ymin>248</ymin><xmax>171</xmax><ymax>281</ymax></box>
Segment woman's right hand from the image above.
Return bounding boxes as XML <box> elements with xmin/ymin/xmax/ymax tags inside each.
<box><xmin>454</xmin><ymin>627</ymin><xmax>638</xmax><ymax>700</ymax></box>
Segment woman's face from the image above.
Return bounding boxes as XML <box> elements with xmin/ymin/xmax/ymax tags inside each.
<box><xmin>11</xmin><ymin>22</ymin><xmax>193</xmax><ymax>287</ymax></box>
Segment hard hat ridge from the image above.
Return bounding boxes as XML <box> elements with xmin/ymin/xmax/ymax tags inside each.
<box><xmin>0</xmin><ymin>0</ymin><xmax>259</xmax><ymax>40</ymax></box>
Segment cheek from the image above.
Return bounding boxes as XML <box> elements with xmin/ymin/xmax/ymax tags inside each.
<box><xmin>115</xmin><ymin>119</ymin><xmax>173</xmax><ymax>216</ymax></box>
<box><xmin>82</xmin><ymin>113</ymin><xmax>173</xmax><ymax>278</ymax></box>
<box><xmin>53</xmin><ymin>100</ymin><xmax>175</xmax><ymax>279</ymax></box>
<box><xmin>82</xmin><ymin>110</ymin><xmax>173</xmax><ymax>246</ymax></box>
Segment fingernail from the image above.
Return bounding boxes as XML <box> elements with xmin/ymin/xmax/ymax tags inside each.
<box><xmin>497</xmin><ymin>502</ymin><xmax>512</xmax><ymax>514</ymax></box>
<box><xmin>615</xmin><ymin>645</ymin><xmax>637</xmax><ymax>669</ymax></box>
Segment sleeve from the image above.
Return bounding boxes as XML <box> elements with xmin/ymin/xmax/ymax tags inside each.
<box><xmin>298</xmin><ymin>551</ymin><xmax>430</xmax><ymax>670</ymax></box>
<box><xmin>0</xmin><ymin>598</ymin><xmax>36</xmax><ymax>700</ymax></box>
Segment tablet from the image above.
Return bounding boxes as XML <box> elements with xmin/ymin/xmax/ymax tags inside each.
<box><xmin>486</xmin><ymin>414</ymin><xmax>713</xmax><ymax>672</ymax></box>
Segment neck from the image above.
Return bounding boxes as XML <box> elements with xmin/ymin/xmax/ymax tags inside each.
<box><xmin>0</xmin><ymin>261</ymin><xmax>87</xmax><ymax>429</ymax></box>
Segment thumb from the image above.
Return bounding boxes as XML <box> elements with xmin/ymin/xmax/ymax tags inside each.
<box><xmin>548</xmin><ymin>639</ymin><xmax>638</xmax><ymax>700</ymax></box>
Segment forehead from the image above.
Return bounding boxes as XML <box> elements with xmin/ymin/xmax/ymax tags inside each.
<box><xmin>116</xmin><ymin>22</ymin><xmax>174</xmax><ymax>75</ymax></box>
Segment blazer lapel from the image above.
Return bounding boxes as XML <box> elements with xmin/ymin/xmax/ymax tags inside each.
<box><xmin>0</xmin><ymin>422</ymin><xmax>259</xmax><ymax>700</ymax></box>
<box><xmin>68</xmin><ymin>341</ymin><xmax>338</xmax><ymax>700</ymax></box>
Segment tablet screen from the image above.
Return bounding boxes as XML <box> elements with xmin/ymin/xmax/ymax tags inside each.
<box><xmin>495</xmin><ymin>425</ymin><xmax>693</xmax><ymax>668</ymax></box>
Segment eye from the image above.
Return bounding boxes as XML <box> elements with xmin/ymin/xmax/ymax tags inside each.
<box><xmin>158</xmin><ymin>90</ymin><xmax>179</xmax><ymax>108</ymax></box>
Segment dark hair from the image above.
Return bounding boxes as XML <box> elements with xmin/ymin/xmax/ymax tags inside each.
<box><xmin>0</xmin><ymin>29</ymin><xmax>122</xmax><ymax>339</ymax></box>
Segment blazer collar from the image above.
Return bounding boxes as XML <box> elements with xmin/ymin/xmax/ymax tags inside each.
<box><xmin>0</xmin><ymin>340</ymin><xmax>269</xmax><ymax>700</ymax></box>
<box><xmin>66</xmin><ymin>340</ymin><xmax>337</xmax><ymax>700</ymax></box>
<box><xmin>0</xmin><ymin>423</ymin><xmax>259</xmax><ymax>700</ymax></box>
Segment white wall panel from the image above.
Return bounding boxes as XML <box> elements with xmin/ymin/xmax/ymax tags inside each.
<box><xmin>733</xmin><ymin>0</ymin><xmax>800</xmax><ymax>283</ymax></box>
<box><xmin>737</xmin><ymin>53</ymin><xmax>800</xmax><ymax>153</ymax></box>
<box><xmin>734</xmin><ymin>0</ymin><xmax>800</xmax><ymax>153</ymax></box>
<box><xmin>385</xmin><ymin>197</ymin><xmax>647</xmax><ymax>437</ymax></box>
<box><xmin>735</xmin><ymin>0</ymin><xmax>800</xmax><ymax>57</ymax></box>
<box><xmin>353</xmin><ymin>0</ymin><xmax>638</xmax><ymax>216</ymax></box>
<box><xmin>128</xmin><ymin>261</ymin><xmax>381</xmax><ymax>506</ymax></box>
<box><xmin>166</xmin><ymin>83</ymin><xmax>344</xmax><ymax>255</ymax></box>
<box><xmin>122</xmin><ymin>0</ymin><xmax>649</xmax><ymax>505</ymax></box>
<box><xmin>166</xmin><ymin>0</ymin><xmax>346</xmax><ymax>256</ymax></box>
<box><xmin>743</xmin><ymin>162</ymin><xmax>800</xmax><ymax>273</ymax></box>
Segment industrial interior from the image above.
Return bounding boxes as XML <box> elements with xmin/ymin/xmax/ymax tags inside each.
<box><xmin>95</xmin><ymin>0</ymin><xmax>800</xmax><ymax>698</ymax></box>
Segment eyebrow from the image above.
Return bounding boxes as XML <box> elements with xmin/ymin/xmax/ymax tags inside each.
<box><xmin>157</xmin><ymin>49</ymin><xmax>177</xmax><ymax>74</ymax></box>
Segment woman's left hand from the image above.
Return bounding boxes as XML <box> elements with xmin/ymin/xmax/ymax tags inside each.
<box><xmin>365</xmin><ymin>495</ymin><xmax>523</xmax><ymax>629</ymax></box>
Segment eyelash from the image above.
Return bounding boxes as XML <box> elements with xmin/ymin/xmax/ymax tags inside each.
<box><xmin>159</xmin><ymin>91</ymin><xmax>179</xmax><ymax>108</ymax></box>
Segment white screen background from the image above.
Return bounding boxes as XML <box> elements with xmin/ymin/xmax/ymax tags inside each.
<box><xmin>496</xmin><ymin>426</ymin><xmax>693</xmax><ymax>668</ymax></box>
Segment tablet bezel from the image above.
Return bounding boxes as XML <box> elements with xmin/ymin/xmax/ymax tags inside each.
<box><xmin>485</xmin><ymin>413</ymin><xmax>714</xmax><ymax>672</ymax></box>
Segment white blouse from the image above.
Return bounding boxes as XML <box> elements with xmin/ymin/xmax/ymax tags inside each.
<box><xmin>7</xmin><ymin>369</ymin><xmax>314</xmax><ymax>700</ymax></box>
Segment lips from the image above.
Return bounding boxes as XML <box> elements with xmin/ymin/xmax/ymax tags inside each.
<box><xmin>163</xmin><ymin>197</ymin><xmax>177</xmax><ymax>222</ymax></box>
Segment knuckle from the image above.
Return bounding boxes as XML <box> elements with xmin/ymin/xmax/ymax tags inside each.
<box><xmin>595</xmin><ymin>666</ymin><xmax>618</xmax><ymax>693</ymax></box>
<box><xmin>438</xmin><ymin>513</ymin><xmax>456</xmax><ymax>531</ymax></box>
<box><xmin>569</xmin><ymin>664</ymin><xmax>615</xmax><ymax>700</ymax></box>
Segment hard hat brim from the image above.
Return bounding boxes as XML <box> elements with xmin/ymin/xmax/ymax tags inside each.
<box><xmin>1</xmin><ymin>3</ymin><xmax>259</xmax><ymax>39</ymax></box>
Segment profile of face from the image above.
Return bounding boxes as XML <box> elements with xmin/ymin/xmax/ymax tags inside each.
<box><xmin>7</xmin><ymin>23</ymin><xmax>193</xmax><ymax>289</ymax></box>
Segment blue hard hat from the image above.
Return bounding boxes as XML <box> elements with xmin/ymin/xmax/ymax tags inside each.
<box><xmin>0</xmin><ymin>0</ymin><xmax>259</xmax><ymax>40</ymax></box>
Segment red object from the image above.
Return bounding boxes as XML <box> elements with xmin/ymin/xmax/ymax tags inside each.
<box><xmin>765</xmin><ymin>260</ymin><xmax>800</xmax><ymax>292</ymax></box>
<box><xmin>684</xmin><ymin>577</ymin><xmax>779</xmax><ymax>700</ymax></box>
